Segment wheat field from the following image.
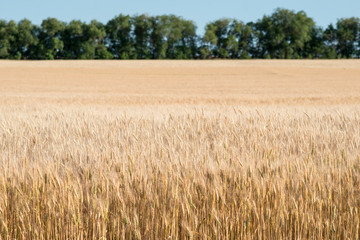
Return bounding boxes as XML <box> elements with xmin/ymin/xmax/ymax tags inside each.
<box><xmin>1</xmin><ymin>60</ymin><xmax>360</xmax><ymax>239</ymax></box>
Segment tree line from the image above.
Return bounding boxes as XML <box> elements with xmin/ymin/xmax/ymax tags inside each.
<box><xmin>0</xmin><ymin>8</ymin><xmax>359</xmax><ymax>60</ymax></box>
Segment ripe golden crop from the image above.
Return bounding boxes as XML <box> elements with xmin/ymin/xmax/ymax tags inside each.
<box><xmin>0</xmin><ymin>60</ymin><xmax>359</xmax><ymax>239</ymax></box>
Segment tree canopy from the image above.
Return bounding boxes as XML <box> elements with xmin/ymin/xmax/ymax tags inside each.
<box><xmin>0</xmin><ymin>9</ymin><xmax>359</xmax><ymax>59</ymax></box>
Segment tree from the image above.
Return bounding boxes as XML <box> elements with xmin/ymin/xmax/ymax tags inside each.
<box><xmin>202</xmin><ymin>19</ymin><xmax>254</xmax><ymax>59</ymax></box>
<box><xmin>0</xmin><ymin>10</ymin><xmax>360</xmax><ymax>59</ymax></box>
<box><xmin>254</xmin><ymin>8</ymin><xmax>315</xmax><ymax>58</ymax></box>
<box><xmin>336</xmin><ymin>17</ymin><xmax>359</xmax><ymax>58</ymax></box>
<box><xmin>165</xmin><ymin>15</ymin><xmax>197</xmax><ymax>59</ymax></box>
<box><xmin>132</xmin><ymin>14</ymin><xmax>152</xmax><ymax>59</ymax></box>
<box><xmin>63</xmin><ymin>20</ymin><xmax>113</xmax><ymax>59</ymax></box>
<box><xmin>149</xmin><ymin>15</ymin><xmax>169</xmax><ymax>59</ymax></box>
<box><xmin>78</xmin><ymin>20</ymin><xmax>113</xmax><ymax>59</ymax></box>
<box><xmin>0</xmin><ymin>20</ymin><xmax>20</xmax><ymax>59</ymax></box>
<box><xmin>173</xmin><ymin>18</ymin><xmax>197</xmax><ymax>59</ymax></box>
<box><xmin>0</xmin><ymin>20</ymin><xmax>14</xmax><ymax>58</ymax></box>
<box><xmin>36</xmin><ymin>18</ymin><xmax>65</xmax><ymax>59</ymax></box>
<box><xmin>148</xmin><ymin>15</ymin><xmax>197</xmax><ymax>59</ymax></box>
<box><xmin>87</xmin><ymin>20</ymin><xmax>113</xmax><ymax>59</ymax></box>
<box><xmin>229</xmin><ymin>20</ymin><xmax>253</xmax><ymax>58</ymax></box>
<box><xmin>323</xmin><ymin>24</ymin><xmax>338</xmax><ymax>58</ymax></box>
<box><xmin>302</xmin><ymin>27</ymin><xmax>326</xmax><ymax>58</ymax></box>
<box><xmin>16</xmin><ymin>19</ymin><xmax>38</xmax><ymax>59</ymax></box>
<box><xmin>62</xmin><ymin>20</ymin><xmax>85</xmax><ymax>59</ymax></box>
<box><xmin>203</xmin><ymin>19</ymin><xmax>231</xmax><ymax>58</ymax></box>
<box><xmin>106</xmin><ymin>14</ymin><xmax>134</xmax><ymax>59</ymax></box>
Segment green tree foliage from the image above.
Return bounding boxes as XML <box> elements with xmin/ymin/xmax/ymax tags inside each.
<box><xmin>0</xmin><ymin>20</ymin><xmax>18</xmax><ymax>59</ymax></box>
<box><xmin>165</xmin><ymin>15</ymin><xmax>197</xmax><ymax>59</ymax></box>
<box><xmin>302</xmin><ymin>27</ymin><xmax>326</xmax><ymax>59</ymax></box>
<box><xmin>229</xmin><ymin>20</ymin><xmax>253</xmax><ymax>58</ymax></box>
<box><xmin>336</xmin><ymin>18</ymin><xmax>360</xmax><ymax>58</ymax></box>
<box><xmin>63</xmin><ymin>20</ymin><xmax>84</xmax><ymax>59</ymax></box>
<box><xmin>203</xmin><ymin>19</ymin><xmax>231</xmax><ymax>58</ymax></box>
<box><xmin>202</xmin><ymin>19</ymin><xmax>253</xmax><ymax>59</ymax></box>
<box><xmin>323</xmin><ymin>24</ymin><xmax>338</xmax><ymax>58</ymax></box>
<box><xmin>14</xmin><ymin>19</ymin><xmax>38</xmax><ymax>59</ymax></box>
<box><xmin>36</xmin><ymin>18</ymin><xmax>66</xmax><ymax>60</ymax></box>
<box><xmin>0</xmin><ymin>9</ymin><xmax>359</xmax><ymax>59</ymax></box>
<box><xmin>132</xmin><ymin>14</ymin><xmax>152</xmax><ymax>59</ymax></box>
<box><xmin>149</xmin><ymin>15</ymin><xmax>197</xmax><ymax>59</ymax></box>
<box><xmin>106</xmin><ymin>14</ymin><xmax>134</xmax><ymax>59</ymax></box>
<box><xmin>0</xmin><ymin>20</ymin><xmax>13</xmax><ymax>58</ymax></box>
<box><xmin>62</xmin><ymin>20</ymin><xmax>113</xmax><ymax>59</ymax></box>
<box><xmin>181</xmin><ymin>20</ymin><xmax>198</xmax><ymax>59</ymax></box>
<box><xmin>254</xmin><ymin>8</ymin><xmax>315</xmax><ymax>58</ymax></box>
<box><xmin>85</xmin><ymin>20</ymin><xmax>113</xmax><ymax>59</ymax></box>
<box><xmin>149</xmin><ymin>15</ymin><xmax>169</xmax><ymax>59</ymax></box>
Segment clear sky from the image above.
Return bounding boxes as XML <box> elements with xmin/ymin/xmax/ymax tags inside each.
<box><xmin>1</xmin><ymin>0</ymin><xmax>359</xmax><ymax>33</ymax></box>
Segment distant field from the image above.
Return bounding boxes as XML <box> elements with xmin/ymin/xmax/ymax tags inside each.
<box><xmin>1</xmin><ymin>60</ymin><xmax>360</xmax><ymax>106</ymax></box>
<box><xmin>0</xmin><ymin>60</ymin><xmax>360</xmax><ymax>239</ymax></box>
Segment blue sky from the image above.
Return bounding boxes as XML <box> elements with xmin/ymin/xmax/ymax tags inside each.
<box><xmin>2</xmin><ymin>0</ymin><xmax>359</xmax><ymax>33</ymax></box>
